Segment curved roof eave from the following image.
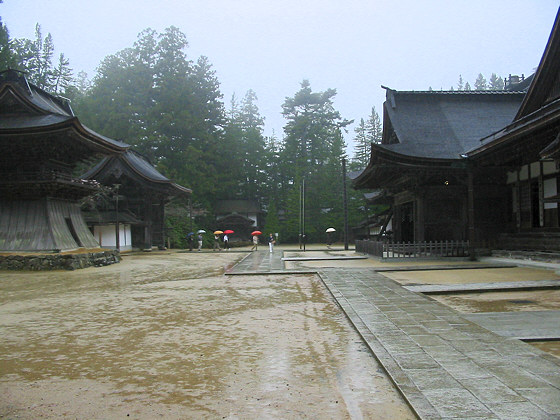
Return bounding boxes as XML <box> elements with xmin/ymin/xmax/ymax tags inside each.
<box><xmin>352</xmin><ymin>143</ymin><xmax>465</xmax><ymax>189</ymax></box>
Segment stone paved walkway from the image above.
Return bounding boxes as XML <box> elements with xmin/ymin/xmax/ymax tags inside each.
<box><xmin>465</xmin><ymin>311</ymin><xmax>560</xmax><ymax>340</ymax></box>
<box><xmin>227</xmin><ymin>249</ymin><xmax>560</xmax><ymax>419</ymax></box>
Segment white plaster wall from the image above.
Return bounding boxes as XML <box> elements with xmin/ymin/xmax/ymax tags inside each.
<box><xmin>94</xmin><ymin>224</ymin><xmax>132</xmax><ymax>250</ymax></box>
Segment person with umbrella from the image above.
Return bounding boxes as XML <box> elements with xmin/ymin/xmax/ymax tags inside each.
<box><xmin>326</xmin><ymin>227</ymin><xmax>336</xmax><ymax>249</ymax></box>
<box><xmin>223</xmin><ymin>230</ymin><xmax>234</xmax><ymax>251</ymax></box>
<box><xmin>251</xmin><ymin>230</ymin><xmax>261</xmax><ymax>251</ymax></box>
<box><xmin>197</xmin><ymin>230</ymin><xmax>205</xmax><ymax>252</ymax></box>
<box><xmin>213</xmin><ymin>230</ymin><xmax>223</xmax><ymax>251</ymax></box>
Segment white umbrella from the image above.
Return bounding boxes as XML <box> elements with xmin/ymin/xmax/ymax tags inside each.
<box><xmin>325</xmin><ymin>227</ymin><xmax>336</xmax><ymax>233</ymax></box>
<box><xmin>197</xmin><ymin>229</ymin><xmax>206</xmax><ymax>234</ymax></box>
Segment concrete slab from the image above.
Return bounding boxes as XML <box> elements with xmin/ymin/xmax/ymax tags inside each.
<box><xmin>405</xmin><ymin>279</ymin><xmax>560</xmax><ymax>294</ymax></box>
<box><xmin>465</xmin><ymin>311</ymin><xmax>560</xmax><ymax>340</ymax></box>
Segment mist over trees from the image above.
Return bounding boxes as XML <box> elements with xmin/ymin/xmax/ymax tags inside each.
<box><xmin>1</xmin><ymin>22</ymin><xmax>367</xmax><ymax>244</ymax></box>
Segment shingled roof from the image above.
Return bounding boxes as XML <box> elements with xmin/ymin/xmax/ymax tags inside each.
<box><xmin>0</xmin><ymin>69</ymin><xmax>128</xmax><ymax>152</ymax></box>
<box><xmin>82</xmin><ymin>149</ymin><xmax>191</xmax><ymax>196</ymax></box>
<box><xmin>380</xmin><ymin>89</ymin><xmax>525</xmax><ymax>160</ymax></box>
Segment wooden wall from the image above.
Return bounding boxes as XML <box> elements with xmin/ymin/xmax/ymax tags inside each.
<box><xmin>0</xmin><ymin>199</ymin><xmax>100</xmax><ymax>252</ymax></box>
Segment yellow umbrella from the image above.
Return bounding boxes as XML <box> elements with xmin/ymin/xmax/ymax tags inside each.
<box><xmin>214</xmin><ymin>230</ymin><xmax>224</xmax><ymax>235</ymax></box>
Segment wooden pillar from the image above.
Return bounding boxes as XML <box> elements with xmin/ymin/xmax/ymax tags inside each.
<box><xmin>539</xmin><ymin>161</ymin><xmax>544</xmax><ymax>227</ymax></box>
<box><xmin>528</xmin><ymin>163</ymin><xmax>533</xmax><ymax>228</ymax></box>
<box><xmin>516</xmin><ymin>168</ymin><xmax>521</xmax><ymax>229</ymax></box>
<box><xmin>467</xmin><ymin>169</ymin><xmax>476</xmax><ymax>258</ymax></box>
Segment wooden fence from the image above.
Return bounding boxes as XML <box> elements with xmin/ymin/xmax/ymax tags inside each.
<box><xmin>355</xmin><ymin>239</ymin><xmax>470</xmax><ymax>259</ymax></box>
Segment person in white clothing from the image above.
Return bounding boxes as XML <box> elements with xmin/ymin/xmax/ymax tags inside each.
<box><xmin>268</xmin><ymin>233</ymin><xmax>275</xmax><ymax>252</ymax></box>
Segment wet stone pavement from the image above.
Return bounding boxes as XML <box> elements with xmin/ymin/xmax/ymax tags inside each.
<box><xmin>229</xmin><ymin>250</ymin><xmax>560</xmax><ymax>419</ymax></box>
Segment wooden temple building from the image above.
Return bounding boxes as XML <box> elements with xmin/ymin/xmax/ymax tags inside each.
<box><xmin>214</xmin><ymin>200</ymin><xmax>262</xmax><ymax>241</ymax></box>
<box><xmin>0</xmin><ymin>69</ymin><xmax>191</xmax><ymax>267</ymax></box>
<box><xmin>0</xmin><ymin>69</ymin><xmax>127</xmax><ymax>255</ymax></box>
<box><xmin>82</xmin><ymin>150</ymin><xmax>191</xmax><ymax>251</ymax></box>
<box><xmin>353</xmin><ymin>9</ymin><xmax>560</xmax><ymax>253</ymax></box>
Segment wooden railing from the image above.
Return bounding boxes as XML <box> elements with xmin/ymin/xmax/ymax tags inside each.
<box><xmin>356</xmin><ymin>239</ymin><xmax>470</xmax><ymax>259</ymax></box>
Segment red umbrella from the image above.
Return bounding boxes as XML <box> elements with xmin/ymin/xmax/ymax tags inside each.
<box><xmin>251</xmin><ymin>230</ymin><xmax>262</xmax><ymax>236</ymax></box>
<box><xmin>224</xmin><ymin>229</ymin><xmax>234</xmax><ymax>234</ymax></box>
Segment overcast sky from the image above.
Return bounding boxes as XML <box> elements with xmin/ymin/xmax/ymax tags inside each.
<box><xmin>2</xmin><ymin>0</ymin><xmax>559</xmax><ymax>152</ymax></box>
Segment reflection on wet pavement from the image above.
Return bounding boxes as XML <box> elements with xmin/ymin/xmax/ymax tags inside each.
<box><xmin>0</xmin><ymin>251</ymin><xmax>413</xmax><ymax>419</ymax></box>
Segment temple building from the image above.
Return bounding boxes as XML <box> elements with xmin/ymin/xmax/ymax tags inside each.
<box><xmin>353</xmin><ymin>8</ymin><xmax>560</xmax><ymax>253</ymax></box>
<box><xmin>82</xmin><ymin>150</ymin><xmax>191</xmax><ymax>251</ymax></box>
<box><xmin>0</xmin><ymin>69</ymin><xmax>128</xmax><ymax>254</ymax></box>
<box><xmin>214</xmin><ymin>200</ymin><xmax>262</xmax><ymax>241</ymax></box>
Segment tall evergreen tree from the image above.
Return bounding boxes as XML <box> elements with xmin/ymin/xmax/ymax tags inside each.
<box><xmin>352</xmin><ymin>118</ymin><xmax>369</xmax><ymax>168</ymax></box>
<box><xmin>457</xmin><ymin>74</ymin><xmax>464</xmax><ymax>91</ymax></box>
<box><xmin>280</xmin><ymin>80</ymin><xmax>351</xmax><ymax>242</ymax></box>
<box><xmin>474</xmin><ymin>73</ymin><xmax>487</xmax><ymax>91</ymax></box>
<box><xmin>488</xmin><ymin>73</ymin><xmax>505</xmax><ymax>90</ymax></box>
<box><xmin>76</xmin><ymin>27</ymin><xmax>226</xmax><ymax>211</ymax></box>
<box><xmin>366</xmin><ymin>106</ymin><xmax>382</xmax><ymax>145</ymax></box>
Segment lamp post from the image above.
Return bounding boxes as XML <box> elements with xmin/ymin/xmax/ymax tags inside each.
<box><xmin>342</xmin><ymin>158</ymin><xmax>349</xmax><ymax>250</ymax></box>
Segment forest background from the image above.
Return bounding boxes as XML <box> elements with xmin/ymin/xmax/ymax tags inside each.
<box><xmin>0</xmin><ymin>20</ymin><xmax>504</xmax><ymax>246</ymax></box>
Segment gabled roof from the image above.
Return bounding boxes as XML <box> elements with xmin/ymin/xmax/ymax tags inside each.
<box><xmin>515</xmin><ymin>7</ymin><xmax>560</xmax><ymax>119</ymax></box>
<box><xmin>82</xmin><ymin>149</ymin><xmax>192</xmax><ymax>196</ymax></box>
<box><xmin>466</xmin><ymin>7</ymin><xmax>560</xmax><ymax>163</ymax></box>
<box><xmin>380</xmin><ymin>88</ymin><xmax>525</xmax><ymax>160</ymax></box>
<box><xmin>0</xmin><ymin>69</ymin><xmax>128</xmax><ymax>153</ymax></box>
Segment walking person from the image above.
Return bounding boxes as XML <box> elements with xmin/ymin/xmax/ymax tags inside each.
<box><xmin>223</xmin><ymin>233</ymin><xmax>229</xmax><ymax>251</ymax></box>
<box><xmin>268</xmin><ymin>233</ymin><xmax>275</xmax><ymax>253</ymax></box>
<box><xmin>197</xmin><ymin>233</ymin><xmax>203</xmax><ymax>252</ymax></box>
<box><xmin>213</xmin><ymin>233</ymin><xmax>221</xmax><ymax>251</ymax></box>
<box><xmin>187</xmin><ymin>233</ymin><xmax>194</xmax><ymax>251</ymax></box>
<box><xmin>251</xmin><ymin>234</ymin><xmax>259</xmax><ymax>251</ymax></box>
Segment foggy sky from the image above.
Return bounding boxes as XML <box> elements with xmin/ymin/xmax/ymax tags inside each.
<box><xmin>2</xmin><ymin>0</ymin><xmax>558</xmax><ymax>152</ymax></box>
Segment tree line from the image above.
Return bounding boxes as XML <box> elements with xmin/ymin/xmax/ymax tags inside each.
<box><xmin>1</xmin><ymin>21</ymin><xmax>371</xmax><ymax>245</ymax></box>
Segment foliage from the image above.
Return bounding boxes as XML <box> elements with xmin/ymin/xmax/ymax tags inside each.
<box><xmin>278</xmin><ymin>80</ymin><xmax>352</xmax><ymax>243</ymax></box>
<box><xmin>5</xmin><ymin>24</ymin><xmax>73</xmax><ymax>94</ymax></box>
<box><xmin>474</xmin><ymin>73</ymin><xmax>487</xmax><ymax>91</ymax></box>
<box><xmin>263</xmin><ymin>200</ymin><xmax>281</xmax><ymax>237</ymax></box>
<box><xmin>2</xmin><ymin>20</ymin><xmax>368</xmax><ymax>245</ymax></box>
<box><xmin>73</xmin><ymin>27</ymin><xmax>227</xmax><ymax>214</ymax></box>
<box><xmin>456</xmin><ymin>73</ymin><xmax>505</xmax><ymax>91</ymax></box>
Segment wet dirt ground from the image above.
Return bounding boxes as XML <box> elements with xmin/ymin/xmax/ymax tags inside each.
<box><xmin>0</xmin><ymin>250</ymin><xmax>414</xmax><ymax>419</ymax></box>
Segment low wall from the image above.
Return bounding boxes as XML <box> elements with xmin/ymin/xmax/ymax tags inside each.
<box><xmin>0</xmin><ymin>249</ymin><xmax>121</xmax><ymax>271</ymax></box>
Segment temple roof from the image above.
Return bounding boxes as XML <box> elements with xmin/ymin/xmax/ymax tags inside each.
<box><xmin>380</xmin><ymin>89</ymin><xmax>525</xmax><ymax>160</ymax></box>
<box><xmin>0</xmin><ymin>69</ymin><xmax>128</xmax><ymax>152</ymax></box>
<box><xmin>82</xmin><ymin>149</ymin><xmax>191</xmax><ymax>196</ymax></box>
<box><xmin>466</xmin><ymin>7</ymin><xmax>560</xmax><ymax>163</ymax></box>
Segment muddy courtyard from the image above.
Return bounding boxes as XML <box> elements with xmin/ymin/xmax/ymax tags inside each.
<box><xmin>0</xmin><ymin>251</ymin><xmax>414</xmax><ymax>419</ymax></box>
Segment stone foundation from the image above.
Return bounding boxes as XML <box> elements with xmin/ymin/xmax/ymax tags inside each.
<box><xmin>0</xmin><ymin>249</ymin><xmax>121</xmax><ymax>271</ymax></box>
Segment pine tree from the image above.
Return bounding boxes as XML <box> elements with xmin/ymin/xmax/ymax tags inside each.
<box><xmin>488</xmin><ymin>73</ymin><xmax>505</xmax><ymax>90</ymax></box>
<box><xmin>366</xmin><ymin>106</ymin><xmax>382</xmax><ymax>145</ymax></box>
<box><xmin>464</xmin><ymin>81</ymin><xmax>472</xmax><ymax>91</ymax></box>
<box><xmin>51</xmin><ymin>53</ymin><xmax>73</xmax><ymax>94</ymax></box>
<box><xmin>352</xmin><ymin>118</ymin><xmax>369</xmax><ymax>168</ymax></box>
<box><xmin>280</xmin><ymin>80</ymin><xmax>351</xmax><ymax>242</ymax></box>
<box><xmin>474</xmin><ymin>73</ymin><xmax>487</xmax><ymax>91</ymax></box>
<box><xmin>457</xmin><ymin>74</ymin><xmax>464</xmax><ymax>91</ymax></box>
